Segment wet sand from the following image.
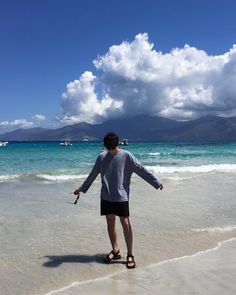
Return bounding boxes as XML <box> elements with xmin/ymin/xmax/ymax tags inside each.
<box><xmin>1</xmin><ymin>173</ymin><xmax>236</xmax><ymax>295</ymax></box>
<box><xmin>45</xmin><ymin>238</ymin><xmax>236</xmax><ymax>295</ymax></box>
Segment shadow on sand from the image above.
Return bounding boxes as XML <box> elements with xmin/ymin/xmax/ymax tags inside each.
<box><xmin>42</xmin><ymin>254</ymin><xmax>125</xmax><ymax>267</ymax></box>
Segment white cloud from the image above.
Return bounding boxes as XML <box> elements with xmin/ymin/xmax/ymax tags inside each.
<box><xmin>61</xmin><ymin>33</ymin><xmax>236</xmax><ymax>123</ymax></box>
<box><xmin>0</xmin><ymin>119</ymin><xmax>34</xmax><ymax>130</ymax></box>
<box><xmin>0</xmin><ymin>115</ymin><xmax>48</xmax><ymax>132</ymax></box>
<box><xmin>60</xmin><ymin>71</ymin><xmax>123</xmax><ymax>124</ymax></box>
<box><xmin>32</xmin><ymin>114</ymin><xmax>46</xmax><ymax>122</ymax></box>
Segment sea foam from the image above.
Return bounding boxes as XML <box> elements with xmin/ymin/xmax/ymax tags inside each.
<box><xmin>192</xmin><ymin>226</ymin><xmax>236</xmax><ymax>233</ymax></box>
<box><xmin>146</xmin><ymin>163</ymin><xmax>236</xmax><ymax>174</ymax></box>
<box><xmin>0</xmin><ymin>174</ymin><xmax>19</xmax><ymax>182</ymax></box>
<box><xmin>36</xmin><ymin>174</ymin><xmax>88</xmax><ymax>182</ymax></box>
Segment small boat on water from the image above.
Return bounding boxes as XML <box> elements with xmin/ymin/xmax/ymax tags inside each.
<box><xmin>0</xmin><ymin>141</ymin><xmax>8</xmax><ymax>147</ymax></box>
<box><xmin>59</xmin><ymin>141</ymin><xmax>72</xmax><ymax>146</ymax></box>
<box><xmin>119</xmin><ymin>139</ymin><xmax>129</xmax><ymax>146</ymax></box>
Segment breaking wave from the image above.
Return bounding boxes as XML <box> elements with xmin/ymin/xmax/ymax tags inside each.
<box><xmin>146</xmin><ymin>163</ymin><xmax>236</xmax><ymax>174</ymax></box>
<box><xmin>36</xmin><ymin>174</ymin><xmax>88</xmax><ymax>181</ymax></box>
<box><xmin>0</xmin><ymin>174</ymin><xmax>20</xmax><ymax>182</ymax></box>
<box><xmin>0</xmin><ymin>173</ymin><xmax>88</xmax><ymax>183</ymax></box>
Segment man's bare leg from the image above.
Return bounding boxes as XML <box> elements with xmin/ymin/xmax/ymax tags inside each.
<box><xmin>120</xmin><ymin>216</ymin><xmax>135</xmax><ymax>268</ymax></box>
<box><xmin>119</xmin><ymin>216</ymin><xmax>135</xmax><ymax>268</ymax></box>
<box><xmin>106</xmin><ymin>214</ymin><xmax>120</xmax><ymax>257</ymax></box>
<box><xmin>119</xmin><ymin>216</ymin><xmax>133</xmax><ymax>255</ymax></box>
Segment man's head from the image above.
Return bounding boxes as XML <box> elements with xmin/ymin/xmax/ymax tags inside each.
<box><xmin>103</xmin><ymin>132</ymin><xmax>119</xmax><ymax>150</ymax></box>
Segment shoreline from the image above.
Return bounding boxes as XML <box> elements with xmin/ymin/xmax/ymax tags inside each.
<box><xmin>44</xmin><ymin>237</ymin><xmax>236</xmax><ymax>295</ymax></box>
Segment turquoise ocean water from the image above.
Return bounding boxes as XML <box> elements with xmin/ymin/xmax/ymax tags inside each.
<box><xmin>1</xmin><ymin>141</ymin><xmax>236</xmax><ymax>181</ymax></box>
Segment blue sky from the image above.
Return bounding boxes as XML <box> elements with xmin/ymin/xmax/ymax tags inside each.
<box><xmin>1</xmin><ymin>0</ymin><xmax>236</xmax><ymax>131</ymax></box>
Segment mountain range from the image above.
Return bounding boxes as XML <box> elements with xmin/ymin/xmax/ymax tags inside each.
<box><xmin>1</xmin><ymin>115</ymin><xmax>236</xmax><ymax>142</ymax></box>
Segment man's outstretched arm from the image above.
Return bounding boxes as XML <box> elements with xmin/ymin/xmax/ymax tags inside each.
<box><xmin>74</xmin><ymin>157</ymin><xmax>100</xmax><ymax>195</ymax></box>
<box><xmin>129</xmin><ymin>154</ymin><xmax>163</xmax><ymax>190</ymax></box>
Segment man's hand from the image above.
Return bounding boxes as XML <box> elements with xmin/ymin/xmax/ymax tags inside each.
<box><xmin>72</xmin><ymin>188</ymin><xmax>80</xmax><ymax>205</ymax></box>
<box><xmin>73</xmin><ymin>188</ymin><xmax>80</xmax><ymax>195</ymax></box>
<box><xmin>159</xmin><ymin>184</ymin><xmax>163</xmax><ymax>190</ymax></box>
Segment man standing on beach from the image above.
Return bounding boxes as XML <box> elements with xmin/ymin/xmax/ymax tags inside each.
<box><xmin>73</xmin><ymin>132</ymin><xmax>163</xmax><ymax>269</ymax></box>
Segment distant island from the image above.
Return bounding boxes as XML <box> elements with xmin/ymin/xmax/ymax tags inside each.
<box><xmin>1</xmin><ymin>115</ymin><xmax>236</xmax><ymax>142</ymax></box>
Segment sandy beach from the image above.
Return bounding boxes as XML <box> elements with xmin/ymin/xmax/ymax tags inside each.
<box><xmin>1</xmin><ymin>172</ymin><xmax>236</xmax><ymax>295</ymax></box>
<box><xmin>45</xmin><ymin>238</ymin><xmax>236</xmax><ymax>295</ymax></box>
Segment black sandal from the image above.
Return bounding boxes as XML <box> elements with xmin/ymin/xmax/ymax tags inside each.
<box><xmin>104</xmin><ymin>249</ymin><xmax>121</xmax><ymax>263</ymax></box>
<box><xmin>126</xmin><ymin>255</ymin><xmax>136</xmax><ymax>269</ymax></box>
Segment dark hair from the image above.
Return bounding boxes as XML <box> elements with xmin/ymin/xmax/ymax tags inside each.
<box><xmin>103</xmin><ymin>132</ymin><xmax>119</xmax><ymax>150</ymax></box>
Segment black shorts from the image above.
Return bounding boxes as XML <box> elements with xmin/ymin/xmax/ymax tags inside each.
<box><xmin>100</xmin><ymin>199</ymin><xmax>130</xmax><ymax>217</ymax></box>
